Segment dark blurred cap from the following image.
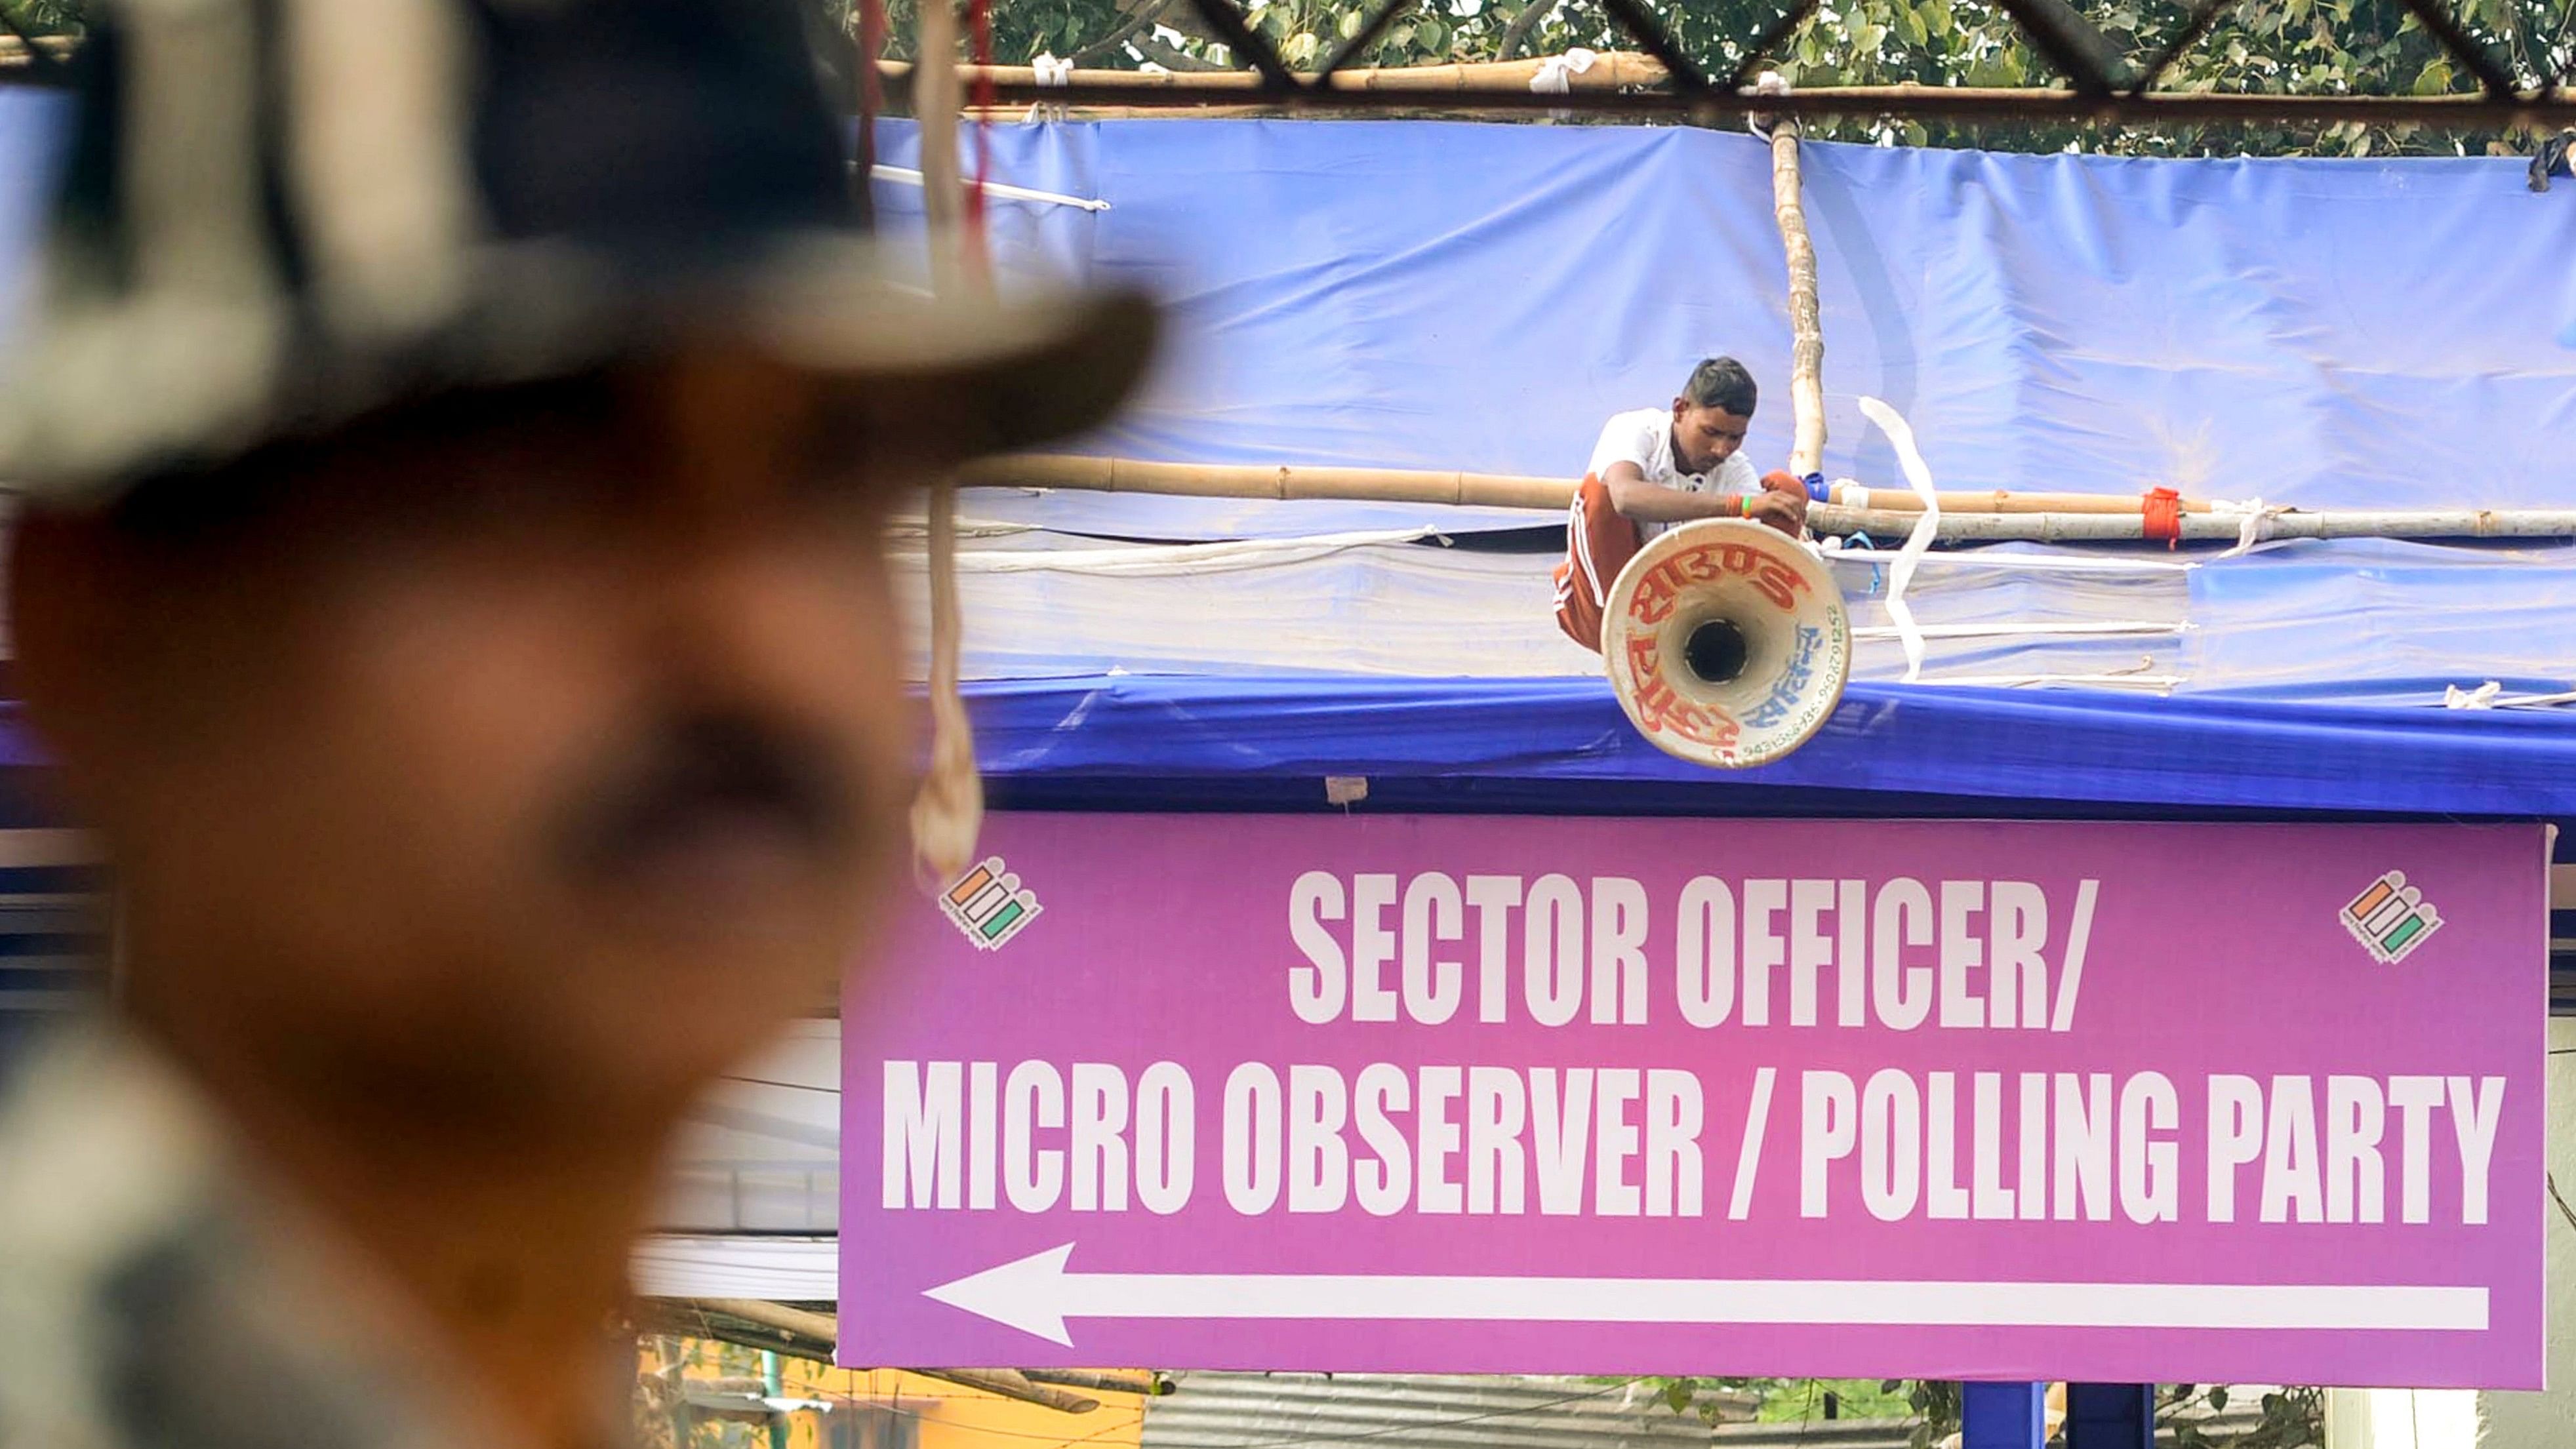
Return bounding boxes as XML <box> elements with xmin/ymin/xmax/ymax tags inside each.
<box><xmin>0</xmin><ymin>0</ymin><xmax>1154</xmax><ymax>503</ymax></box>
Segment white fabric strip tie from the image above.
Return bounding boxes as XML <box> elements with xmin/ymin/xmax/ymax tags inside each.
<box><xmin>1528</xmin><ymin>47</ymin><xmax>1599</xmax><ymax>93</ymax></box>
<box><xmin>1026</xmin><ymin>50</ymin><xmax>1074</xmax><ymax>122</ymax></box>
<box><xmin>1857</xmin><ymin>396</ymin><xmax>1940</xmax><ymax>683</ymax></box>
<box><xmin>2207</xmin><ymin>496</ymin><xmax>2288</xmax><ymax>559</ymax></box>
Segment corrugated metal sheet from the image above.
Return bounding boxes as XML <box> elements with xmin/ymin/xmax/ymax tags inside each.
<box><xmin>1142</xmin><ymin>1376</ymin><xmax>2273</xmax><ymax>1449</ymax></box>
<box><xmin>0</xmin><ymin>829</ymin><xmax>103</xmax><ymax>1065</ymax></box>
<box><xmin>1140</xmin><ymin>1374</ymin><xmax>1752</xmax><ymax>1449</ymax></box>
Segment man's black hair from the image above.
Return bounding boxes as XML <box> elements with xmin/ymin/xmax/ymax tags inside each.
<box><xmin>1680</xmin><ymin>357</ymin><xmax>1758</xmax><ymax>416</ymax></box>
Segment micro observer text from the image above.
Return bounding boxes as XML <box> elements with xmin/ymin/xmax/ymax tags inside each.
<box><xmin>883</xmin><ymin>870</ymin><xmax>2507</xmax><ymax>1228</ymax></box>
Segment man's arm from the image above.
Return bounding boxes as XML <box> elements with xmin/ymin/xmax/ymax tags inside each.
<box><xmin>1604</xmin><ymin>462</ymin><xmax>1807</xmax><ymax>536</ymax></box>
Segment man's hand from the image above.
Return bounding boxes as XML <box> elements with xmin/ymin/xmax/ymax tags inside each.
<box><xmin>1745</xmin><ymin>481</ymin><xmax>1808</xmax><ymax>538</ymax></box>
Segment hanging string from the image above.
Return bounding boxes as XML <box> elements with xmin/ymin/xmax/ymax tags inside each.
<box><xmin>907</xmin><ymin>0</ymin><xmax>988</xmax><ymax>884</ymax></box>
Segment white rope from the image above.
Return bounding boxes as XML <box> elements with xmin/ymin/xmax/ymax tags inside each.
<box><xmin>1821</xmin><ymin>546</ymin><xmax>2196</xmax><ymax>574</ymax></box>
<box><xmin>1922</xmin><ymin>673</ymin><xmax>2186</xmax><ymax>692</ymax></box>
<box><xmin>868</xmin><ymin>164</ymin><xmax>1110</xmax><ymax>212</ymax></box>
<box><xmin>889</xmin><ymin>526</ymin><xmax>1445</xmax><ymax>575</ymax></box>
<box><xmin>1857</xmin><ymin>396</ymin><xmax>1941</xmax><ymax>684</ymax></box>
<box><xmin>1853</xmin><ymin>620</ymin><xmax>2187</xmax><ymax>641</ymax></box>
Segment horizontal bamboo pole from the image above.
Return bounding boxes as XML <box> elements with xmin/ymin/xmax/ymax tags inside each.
<box><xmin>881</xmin><ymin>52</ymin><xmax>1668</xmax><ymax>94</ymax></box>
<box><xmin>886</xmin><ymin>68</ymin><xmax>2576</xmax><ymax>129</ymax></box>
<box><xmin>1813</xmin><ymin>504</ymin><xmax>2576</xmax><ymax>542</ymax></box>
<box><xmin>961</xmin><ymin>453</ymin><xmax>2203</xmax><ymax>516</ymax></box>
<box><xmin>956</xmin><ymin>452</ymin><xmax>1574</xmax><ymax>509</ymax></box>
<box><xmin>1826</xmin><ymin>482</ymin><xmax>2213</xmax><ymax>515</ymax></box>
<box><xmin>965</xmin><ymin>454</ymin><xmax>2576</xmax><ymax>542</ymax></box>
<box><xmin>1018</xmin><ymin>1369</ymin><xmax>1169</xmax><ymax>1397</ymax></box>
<box><xmin>678</xmin><ymin>1300</ymin><xmax>1102</xmax><ymax>1414</ymax></box>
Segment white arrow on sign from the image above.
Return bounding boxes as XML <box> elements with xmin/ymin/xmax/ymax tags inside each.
<box><xmin>923</xmin><ymin>1244</ymin><xmax>2489</xmax><ymax>1348</ymax></box>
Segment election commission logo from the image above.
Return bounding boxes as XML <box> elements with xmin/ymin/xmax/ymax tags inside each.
<box><xmin>942</xmin><ymin>856</ymin><xmax>1043</xmax><ymax>950</ymax></box>
<box><xmin>2342</xmin><ymin>870</ymin><xmax>2442</xmax><ymax>964</ymax></box>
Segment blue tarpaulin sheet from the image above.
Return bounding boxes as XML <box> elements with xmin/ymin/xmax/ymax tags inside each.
<box><xmin>963</xmin><ymin>673</ymin><xmax>2576</xmax><ymax>820</ymax></box>
<box><xmin>870</xmin><ymin>119</ymin><xmax>2576</xmax><ymax>538</ymax></box>
<box><xmin>3</xmin><ymin>96</ymin><xmax>2574</xmax><ymax>818</ymax></box>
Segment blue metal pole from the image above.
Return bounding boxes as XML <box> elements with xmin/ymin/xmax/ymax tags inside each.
<box><xmin>2064</xmin><ymin>1384</ymin><xmax>2155</xmax><ymax>1449</ymax></box>
<box><xmin>1962</xmin><ymin>1382</ymin><xmax>2047</xmax><ymax>1449</ymax></box>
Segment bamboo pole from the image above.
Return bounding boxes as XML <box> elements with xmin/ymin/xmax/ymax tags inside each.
<box><xmin>1824</xmin><ymin>483</ymin><xmax>2212</xmax><ymax>514</ymax></box>
<box><xmin>891</xmin><ymin>71</ymin><xmax>2576</xmax><ymax>129</ymax></box>
<box><xmin>911</xmin><ymin>0</ymin><xmax>967</xmax><ymax>286</ymax></box>
<box><xmin>670</xmin><ymin>1301</ymin><xmax>1102</xmax><ymax>1414</ymax></box>
<box><xmin>959</xmin><ymin>453</ymin><xmax>2214</xmax><ymax>516</ymax></box>
<box><xmin>956</xmin><ymin>452</ymin><xmax>1573</xmax><ymax>508</ymax></box>
<box><xmin>1019</xmin><ymin>1369</ymin><xmax>1170</xmax><ymax>1397</ymax></box>
<box><xmin>1767</xmin><ymin>110</ymin><xmax>1827</xmax><ymax>481</ymax></box>
<box><xmin>880</xmin><ymin>51</ymin><xmax>1668</xmax><ymax>94</ymax></box>
<box><xmin>1812</xmin><ymin>504</ymin><xmax>2576</xmax><ymax>543</ymax></box>
<box><xmin>957</xmin><ymin>453</ymin><xmax>2576</xmax><ymax>540</ymax></box>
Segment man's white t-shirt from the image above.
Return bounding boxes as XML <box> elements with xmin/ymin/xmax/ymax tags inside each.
<box><xmin>1586</xmin><ymin>407</ymin><xmax>1760</xmax><ymax>541</ymax></box>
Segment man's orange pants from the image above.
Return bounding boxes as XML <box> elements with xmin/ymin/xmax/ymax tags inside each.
<box><xmin>1551</xmin><ymin>470</ymin><xmax>1806</xmax><ymax>653</ymax></box>
<box><xmin>1551</xmin><ymin>473</ymin><xmax>1640</xmax><ymax>654</ymax></box>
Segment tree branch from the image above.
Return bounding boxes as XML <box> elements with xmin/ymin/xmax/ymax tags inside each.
<box><xmin>1320</xmin><ymin>0</ymin><xmax>1417</xmax><ymax>77</ymax></box>
<box><xmin>1070</xmin><ymin>0</ymin><xmax>1174</xmax><ymax>65</ymax></box>
<box><xmin>1175</xmin><ymin>0</ymin><xmax>1302</xmax><ymax>87</ymax></box>
<box><xmin>2133</xmin><ymin>0</ymin><xmax>2234</xmax><ymax>94</ymax></box>
<box><xmin>1131</xmin><ymin>31</ymin><xmax>1229</xmax><ymax>69</ymax></box>
<box><xmin>1726</xmin><ymin>0</ymin><xmax>1820</xmax><ymax>91</ymax></box>
<box><xmin>2396</xmin><ymin>0</ymin><xmax>2520</xmax><ymax>99</ymax></box>
<box><xmin>1498</xmin><ymin>0</ymin><xmax>1564</xmax><ymax>62</ymax></box>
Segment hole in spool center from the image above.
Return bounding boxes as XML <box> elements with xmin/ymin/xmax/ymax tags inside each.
<box><xmin>1683</xmin><ymin>619</ymin><xmax>1749</xmax><ymax>686</ymax></box>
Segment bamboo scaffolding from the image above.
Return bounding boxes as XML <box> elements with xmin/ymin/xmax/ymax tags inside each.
<box><xmin>956</xmin><ymin>452</ymin><xmax>1575</xmax><ymax>509</ymax></box>
<box><xmin>1824</xmin><ymin>483</ymin><xmax>2213</xmax><ymax>514</ymax></box>
<box><xmin>1767</xmin><ymin>107</ymin><xmax>1828</xmax><ymax>481</ymax></box>
<box><xmin>1814</xmin><ymin>504</ymin><xmax>2576</xmax><ymax>543</ymax></box>
<box><xmin>666</xmin><ymin>1300</ymin><xmax>1104</xmax><ymax>1414</ymax></box>
<box><xmin>960</xmin><ymin>454</ymin><xmax>2576</xmax><ymax>541</ymax></box>
<box><xmin>879</xmin><ymin>52</ymin><xmax>1669</xmax><ymax>94</ymax></box>
<box><xmin>959</xmin><ymin>454</ymin><xmax>2212</xmax><ymax>516</ymax></box>
<box><xmin>879</xmin><ymin>66</ymin><xmax>2576</xmax><ymax>129</ymax></box>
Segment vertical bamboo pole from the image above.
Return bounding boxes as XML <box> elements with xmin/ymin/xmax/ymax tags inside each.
<box><xmin>1768</xmin><ymin>111</ymin><xmax>1826</xmax><ymax>479</ymax></box>
<box><xmin>913</xmin><ymin>0</ymin><xmax>966</xmax><ymax>290</ymax></box>
<box><xmin>907</xmin><ymin>0</ymin><xmax>984</xmax><ymax>881</ymax></box>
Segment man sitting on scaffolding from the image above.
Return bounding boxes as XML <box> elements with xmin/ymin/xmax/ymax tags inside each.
<box><xmin>1552</xmin><ymin>357</ymin><xmax>1812</xmax><ymax>652</ymax></box>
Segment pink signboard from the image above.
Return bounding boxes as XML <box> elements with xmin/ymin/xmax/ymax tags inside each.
<box><xmin>839</xmin><ymin>815</ymin><xmax>2546</xmax><ymax>1386</ymax></box>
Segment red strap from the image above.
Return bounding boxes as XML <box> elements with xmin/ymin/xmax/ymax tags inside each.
<box><xmin>2141</xmin><ymin>486</ymin><xmax>2183</xmax><ymax>549</ymax></box>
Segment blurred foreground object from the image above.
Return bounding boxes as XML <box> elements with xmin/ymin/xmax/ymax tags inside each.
<box><xmin>0</xmin><ymin>2</ymin><xmax>1151</xmax><ymax>1447</ymax></box>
